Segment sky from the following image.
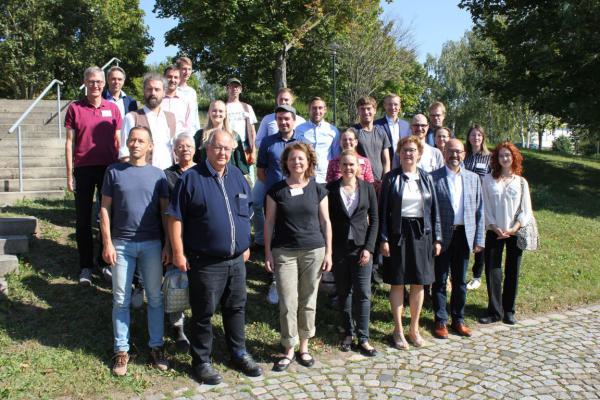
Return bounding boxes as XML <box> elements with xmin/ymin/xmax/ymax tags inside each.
<box><xmin>141</xmin><ymin>0</ymin><xmax>473</xmax><ymax>65</ymax></box>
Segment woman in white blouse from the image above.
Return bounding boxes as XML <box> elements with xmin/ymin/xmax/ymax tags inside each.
<box><xmin>379</xmin><ymin>136</ymin><xmax>442</xmax><ymax>349</ymax></box>
<box><xmin>480</xmin><ymin>141</ymin><xmax>532</xmax><ymax>325</ymax></box>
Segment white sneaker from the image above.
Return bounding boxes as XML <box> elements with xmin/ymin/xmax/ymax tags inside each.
<box><xmin>267</xmin><ymin>281</ymin><xmax>278</xmax><ymax>304</ymax></box>
<box><xmin>467</xmin><ymin>278</ymin><xmax>481</xmax><ymax>290</ymax></box>
<box><xmin>79</xmin><ymin>268</ymin><xmax>92</xmax><ymax>287</ymax></box>
<box><xmin>131</xmin><ymin>286</ymin><xmax>144</xmax><ymax>309</ymax></box>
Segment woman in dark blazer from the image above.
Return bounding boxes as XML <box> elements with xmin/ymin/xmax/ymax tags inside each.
<box><xmin>327</xmin><ymin>149</ymin><xmax>379</xmax><ymax>356</ymax></box>
<box><xmin>380</xmin><ymin>136</ymin><xmax>442</xmax><ymax>349</ymax></box>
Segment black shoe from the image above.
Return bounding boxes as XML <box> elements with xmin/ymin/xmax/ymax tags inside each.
<box><xmin>479</xmin><ymin>316</ymin><xmax>500</xmax><ymax>324</ymax></box>
<box><xmin>231</xmin><ymin>354</ymin><xmax>263</xmax><ymax>377</ymax></box>
<box><xmin>193</xmin><ymin>363</ymin><xmax>223</xmax><ymax>385</ymax></box>
<box><xmin>272</xmin><ymin>354</ymin><xmax>295</xmax><ymax>372</ymax></box>
<box><xmin>358</xmin><ymin>343</ymin><xmax>378</xmax><ymax>357</ymax></box>
<box><xmin>503</xmin><ymin>314</ymin><xmax>517</xmax><ymax>325</ymax></box>
<box><xmin>175</xmin><ymin>338</ymin><xmax>190</xmax><ymax>353</ymax></box>
<box><xmin>340</xmin><ymin>337</ymin><xmax>353</xmax><ymax>352</ymax></box>
<box><xmin>295</xmin><ymin>351</ymin><xmax>315</xmax><ymax>368</ymax></box>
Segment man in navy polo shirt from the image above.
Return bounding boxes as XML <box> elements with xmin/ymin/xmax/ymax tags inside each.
<box><xmin>167</xmin><ymin>129</ymin><xmax>262</xmax><ymax>385</ymax></box>
<box><xmin>256</xmin><ymin>104</ymin><xmax>299</xmax><ymax>304</ymax></box>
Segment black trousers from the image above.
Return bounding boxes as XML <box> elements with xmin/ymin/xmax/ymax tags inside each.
<box><xmin>471</xmin><ymin>251</ymin><xmax>485</xmax><ymax>279</ymax></box>
<box><xmin>74</xmin><ymin>165</ymin><xmax>107</xmax><ymax>270</ymax></box>
<box><xmin>484</xmin><ymin>231</ymin><xmax>523</xmax><ymax>319</ymax></box>
<box><xmin>332</xmin><ymin>241</ymin><xmax>372</xmax><ymax>342</ymax></box>
<box><xmin>187</xmin><ymin>253</ymin><xmax>247</xmax><ymax>366</ymax></box>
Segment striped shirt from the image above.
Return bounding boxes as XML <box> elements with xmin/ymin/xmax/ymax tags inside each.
<box><xmin>464</xmin><ymin>152</ymin><xmax>491</xmax><ymax>177</ymax></box>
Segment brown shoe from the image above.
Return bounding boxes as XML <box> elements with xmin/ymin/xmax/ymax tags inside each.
<box><xmin>451</xmin><ymin>322</ymin><xmax>472</xmax><ymax>337</ymax></box>
<box><xmin>433</xmin><ymin>322</ymin><xmax>449</xmax><ymax>339</ymax></box>
<box><xmin>112</xmin><ymin>351</ymin><xmax>129</xmax><ymax>376</ymax></box>
<box><xmin>149</xmin><ymin>347</ymin><xmax>169</xmax><ymax>371</ymax></box>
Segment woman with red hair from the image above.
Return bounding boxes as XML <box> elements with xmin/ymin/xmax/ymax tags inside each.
<box><xmin>479</xmin><ymin>142</ymin><xmax>533</xmax><ymax>325</ymax></box>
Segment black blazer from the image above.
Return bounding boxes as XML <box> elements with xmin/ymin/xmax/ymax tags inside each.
<box><xmin>379</xmin><ymin>167</ymin><xmax>442</xmax><ymax>244</ymax></box>
<box><xmin>326</xmin><ymin>178</ymin><xmax>379</xmax><ymax>255</ymax></box>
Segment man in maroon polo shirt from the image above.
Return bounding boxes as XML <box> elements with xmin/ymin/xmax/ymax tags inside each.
<box><xmin>65</xmin><ymin>66</ymin><xmax>122</xmax><ymax>286</ymax></box>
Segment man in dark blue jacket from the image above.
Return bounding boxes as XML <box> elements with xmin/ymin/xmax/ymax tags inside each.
<box><xmin>102</xmin><ymin>66</ymin><xmax>138</xmax><ymax>118</ymax></box>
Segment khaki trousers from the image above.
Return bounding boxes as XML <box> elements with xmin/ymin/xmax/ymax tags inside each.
<box><xmin>273</xmin><ymin>247</ymin><xmax>325</xmax><ymax>348</ymax></box>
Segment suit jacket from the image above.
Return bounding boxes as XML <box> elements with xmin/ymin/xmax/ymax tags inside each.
<box><xmin>379</xmin><ymin>167</ymin><xmax>442</xmax><ymax>244</ymax></box>
<box><xmin>374</xmin><ymin>116</ymin><xmax>410</xmax><ymax>161</ymax></box>
<box><xmin>327</xmin><ymin>178</ymin><xmax>379</xmax><ymax>255</ymax></box>
<box><xmin>102</xmin><ymin>89</ymin><xmax>138</xmax><ymax>114</ymax></box>
<box><xmin>431</xmin><ymin>166</ymin><xmax>485</xmax><ymax>252</ymax></box>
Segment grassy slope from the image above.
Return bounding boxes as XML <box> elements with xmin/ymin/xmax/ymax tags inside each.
<box><xmin>0</xmin><ymin>150</ymin><xmax>598</xmax><ymax>399</ymax></box>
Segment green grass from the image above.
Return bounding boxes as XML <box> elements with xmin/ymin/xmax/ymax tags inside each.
<box><xmin>0</xmin><ymin>150</ymin><xmax>599</xmax><ymax>399</ymax></box>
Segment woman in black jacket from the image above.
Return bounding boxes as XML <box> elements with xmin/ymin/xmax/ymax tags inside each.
<box><xmin>327</xmin><ymin>149</ymin><xmax>379</xmax><ymax>357</ymax></box>
<box><xmin>380</xmin><ymin>136</ymin><xmax>442</xmax><ymax>349</ymax></box>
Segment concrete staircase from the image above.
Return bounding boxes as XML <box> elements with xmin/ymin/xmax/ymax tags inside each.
<box><xmin>0</xmin><ymin>216</ymin><xmax>38</xmax><ymax>295</ymax></box>
<box><xmin>0</xmin><ymin>99</ymin><xmax>73</xmax><ymax>205</ymax></box>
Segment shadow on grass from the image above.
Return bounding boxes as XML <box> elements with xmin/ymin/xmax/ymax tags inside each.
<box><xmin>523</xmin><ymin>151</ymin><xmax>600</xmax><ymax>218</ymax></box>
<box><xmin>2</xmin><ymin>197</ymin><xmax>76</xmax><ymax>229</ymax></box>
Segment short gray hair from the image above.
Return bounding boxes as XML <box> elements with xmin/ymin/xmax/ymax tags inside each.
<box><xmin>127</xmin><ymin>125</ymin><xmax>153</xmax><ymax>143</ymax></box>
<box><xmin>107</xmin><ymin>66</ymin><xmax>126</xmax><ymax>80</ymax></box>
<box><xmin>205</xmin><ymin>128</ymin><xmax>237</xmax><ymax>148</ymax></box>
<box><xmin>142</xmin><ymin>72</ymin><xmax>167</xmax><ymax>90</ymax></box>
<box><xmin>174</xmin><ymin>132</ymin><xmax>195</xmax><ymax>147</ymax></box>
<box><xmin>83</xmin><ymin>66</ymin><xmax>105</xmax><ymax>82</ymax></box>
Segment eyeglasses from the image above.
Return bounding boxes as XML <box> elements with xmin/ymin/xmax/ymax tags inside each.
<box><xmin>86</xmin><ymin>80</ymin><xmax>104</xmax><ymax>87</ymax></box>
<box><xmin>176</xmin><ymin>144</ymin><xmax>194</xmax><ymax>150</ymax></box>
<box><xmin>401</xmin><ymin>148</ymin><xmax>418</xmax><ymax>154</ymax></box>
<box><xmin>210</xmin><ymin>145</ymin><xmax>233</xmax><ymax>153</ymax></box>
<box><xmin>411</xmin><ymin>124</ymin><xmax>428</xmax><ymax>128</ymax></box>
<box><xmin>446</xmin><ymin>149</ymin><xmax>464</xmax><ymax>155</ymax></box>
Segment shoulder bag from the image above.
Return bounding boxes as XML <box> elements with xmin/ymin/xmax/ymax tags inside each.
<box><xmin>514</xmin><ymin>177</ymin><xmax>540</xmax><ymax>251</ymax></box>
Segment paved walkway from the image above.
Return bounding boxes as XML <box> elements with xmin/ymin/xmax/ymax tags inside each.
<box><xmin>147</xmin><ymin>305</ymin><xmax>600</xmax><ymax>400</ymax></box>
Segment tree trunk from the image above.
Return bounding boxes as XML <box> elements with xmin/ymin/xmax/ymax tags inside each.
<box><xmin>274</xmin><ymin>46</ymin><xmax>288</xmax><ymax>93</ymax></box>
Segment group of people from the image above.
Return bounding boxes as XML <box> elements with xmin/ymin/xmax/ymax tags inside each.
<box><xmin>64</xmin><ymin>59</ymin><xmax>534</xmax><ymax>384</ymax></box>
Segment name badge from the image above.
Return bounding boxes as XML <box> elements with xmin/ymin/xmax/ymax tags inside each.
<box><xmin>101</xmin><ymin>110</ymin><xmax>112</xmax><ymax>117</ymax></box>
<box><xmin>238</xmin><ymin>193</ymin><xmax>247</xmax><ymax>199</ymax></box>
<box><xmin>290</xmin><ymin>188</ymin><xmax>304</xmax><ymax>196</ymax></box>
<box><xmin>358</xmin><ymin>158</ymin><xmax>365</xmax><ymax>165</ymax></box>
<box><xmin>476</xmin><ymin>162</ymin><xmax>487</xmax><ymax>170</ymax></box>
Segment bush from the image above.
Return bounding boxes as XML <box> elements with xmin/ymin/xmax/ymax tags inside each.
<box><xmin>552</xmin><ymin>136</ymin><xmax>573</xmax><ymax>154</ymax></box>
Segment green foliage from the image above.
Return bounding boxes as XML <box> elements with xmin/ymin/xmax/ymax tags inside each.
<box><xmin>552</xmin><ymin>136</ymin><xmax>573</xmax><ymax>154</ymax></box>
<box><xmin>0</xmin><ymin>0</ymin><xmax>152</xmax><ymax>99</ymax></box>
<box><xmin>459</xmin><ymin>0</ymin><xmax>600</xmax><ymax>134</ymax></box>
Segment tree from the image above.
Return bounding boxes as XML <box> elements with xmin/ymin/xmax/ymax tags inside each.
<box><xmin>459</xmin><ymin>0</ymin><xmax>600</xmax><ymax>132</ymax></box>
<box><xmin>153</xmin><ymin>0</ymin><xmax>380</xmax><ymax>95</ymax></box>
<box><xmin>0</xmin><ymin>0</ymin><xmax>152</xmax><ymax>99</ymax></box>
<box><xmin>336</xmin><ymin>15</ymin><xmax>420</xmax><ymax>124</ymax></box>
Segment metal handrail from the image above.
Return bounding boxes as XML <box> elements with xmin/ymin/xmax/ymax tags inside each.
<box><xmin>7</xmin><ymin>79</ymin><xmax>64</xmax><ymax>193</ymax></box>
<box><xmin>78</xmin><ymin>57</ymin><xmax>121</xmax><ymax>91</ymax></box>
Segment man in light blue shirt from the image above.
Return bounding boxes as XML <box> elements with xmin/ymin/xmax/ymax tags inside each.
<box><xmin>296</xmin><ymin>97</ymin><xmax>340</xmax><ymax>183</ymax></box>
<box><xmin>255</xmin><ymin>88</ymin><xmax>306</xmax><ymax>149</ymax></box>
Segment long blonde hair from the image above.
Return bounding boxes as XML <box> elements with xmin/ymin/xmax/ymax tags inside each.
<box><xmin>203</xmin><ymin>100</ymin><xmax>232</xmax><ymax>143</ymax></box>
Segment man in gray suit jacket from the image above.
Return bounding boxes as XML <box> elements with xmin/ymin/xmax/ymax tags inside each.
<box><xmin>431</xmin><ymin>139</ymin><xmax>485</xmax><ymax>339</ymax></box>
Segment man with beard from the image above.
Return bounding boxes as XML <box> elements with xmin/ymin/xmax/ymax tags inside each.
<box><xmin>121</xmin><ymin>73</ymin><xmax>177</xmax><ymax>170</ymax></box>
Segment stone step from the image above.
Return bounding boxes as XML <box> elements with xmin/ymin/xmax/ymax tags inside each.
<box><xmin>0</xmin><ymin>138</ymin><xmax>64</xmax><ymax>148</ymax></box>
<box><xmin>0</xmin><ymin>147</ymin><xmax>65</xmax><ymax>158</ymax></box>
<box><xmin>0</xmin><ymin>157</ymin><xmax>65</xmax><ymax>168</ymax></box>
<box><xmin>0</xmin><ymin>178</ymin><xmax>65</xmax><ymax>192</ymax></box>
<box><xmin>0</xmin><ymin>217</ymin><xmax>39</xmax><ymax>236</ymax></box>
<box><xmin>0</xmin><ymin>167</ymin><xmax>65</xmax><ymax>179</ymax></box>
<box><xmin>0</xmin><ymin>254</ymin><xmax>19</xmax><ymax>277</ymax></box>
<box><xmin>0</xmin><ymin>191</ymin><xmax>65</xmax><ymax>206</ymax></box>
<box><xmin>0</xmin><ymin>235</ymin><xmax>29</xmax><ymax>255</ymax></box>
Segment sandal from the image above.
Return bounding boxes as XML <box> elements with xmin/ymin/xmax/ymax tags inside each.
<box><xmin>272</xmin><ymin>354</ymin><xmax>295</xmax><ymax>372</ymax></box>
<box><xmin>358</xmin><ymin>342</ymin><xmax>378</xmax><ymax>357</ymax></box>
<box><xmin>407</xmin><ymin>332</ymin><xmax>425</xmax><ymax>348</ymax></box>
<box><xmin>392</xmin><ymin>331</ymin><xmax>409</xmax><ymax>350</ymax></box>
<box><xmin>295</xmin><ymin>351</ymin><xmax>315</xmax><ymax>368</ymax></box>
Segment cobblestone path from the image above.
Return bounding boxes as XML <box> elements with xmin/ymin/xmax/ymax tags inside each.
<box><xmin>147</xmin><ymin>304</ymin><xmax>600</xmax><ymax>400</ymax></box>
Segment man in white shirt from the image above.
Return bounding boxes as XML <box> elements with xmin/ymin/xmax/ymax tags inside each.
<box><xmin>374</xmin><ymin>94</ymin><xmax>410</xmax><ymax>168</ymax></box>
<box><xmin>430</xmin><ymin>139</ymin><xmax>484</xmax><ymax>340</ymax></box>
<box><xmin>121</xmin><ymin>73</ymin><xmax>176</xmax><ymax>170</ymax></box>
<box><xmin>411</xmin><ymin>114</ymin><xmax>444</xmax><ymax>173</ymax></box>
<box><xmin>102</xmin><ymin>66</ymin><xmax>138</xmax><ymax>118</ymax></box>
<box><xmin>163</xmin><ymin>65</ymin><xmax>195</xmax><ymax>135</ymax></box>
<box><xmin>255</xmin><ymin>87</ymin><xmax>306</xmax><ymax>148</ymax></box>
<box><xmin>296</xmin><ymin>97</ymin><xmax>340</xmax><ymax>183</ymax></box>
<box><xmin>176</xmin><ymin>57</ymin><xmax>200</xmax><ymax>132</ymax></box>
<box><xmin>226</xmin><ymin>78</ymin><xmax>257</xmax><ymax>156</ymax></box>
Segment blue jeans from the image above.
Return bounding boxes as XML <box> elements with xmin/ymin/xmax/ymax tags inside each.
<box><xmin>433</xmin><ymin>228</ymin><xmax>470</xmax><ymax>324</ymax></box>
<box><xmin>251</xmin><ymin>179</ymin><xmax>267</xmax><ymax>245</ymax></box>
<box><xmin>112</xmin><ymin>239</ymin><xmax>164</xmax><ymax>352</ymax></box>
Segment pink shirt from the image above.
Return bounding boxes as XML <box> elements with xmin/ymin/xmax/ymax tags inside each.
<box><xmin>65</xmin><ymin>98</ymin><xmax>122</xmax><ymax>167</ymax></box>
<box><xmin>326</xmin><ymin>155</ymin><xmax>375</xmax><ymax>184</ymax></box>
